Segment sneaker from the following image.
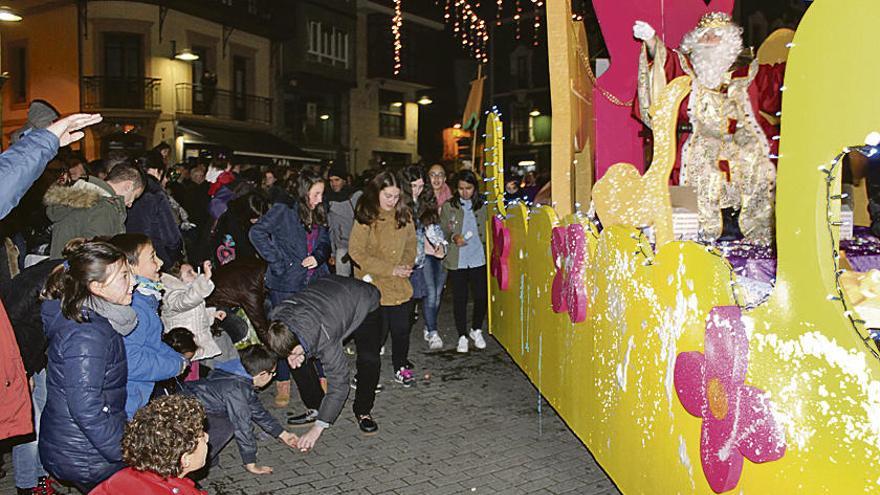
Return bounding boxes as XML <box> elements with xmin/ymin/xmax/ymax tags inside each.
<box><xmin>350</xmin><ymin>377</ymin><xmax>383</xmax><ymax>393</ymax></box>
<box><xmin>469</xmin><ymin>329</ymin><xmax>487</xmax><ymax>349</ymax></box>
<box><xmin>286</xmin><ymin>408</ymin><xmax>318</xmax><ymax>426</ymax></box>
<box><xmin>356</xmin><ymin>414</ymin><xmax>379</xmax><ymax>434</ymax></box>
<box><xmin>423</xmin><ymin>328</ymin><xmax>430</xmax><ymax>341</ymax></box>
<box><xmin>427</xmin><ymin>331</ymin><xmax>443</xmax><ymax>350</ymax></box>
<box><xmin>394</xmin><ymin>367</ymin><xmax>415</xmax><ymax>387</ymax></box>
<box><xmin>457</xmin><ymin>336</ymin><xmax>469</xmax><ymax>353</ymax></box>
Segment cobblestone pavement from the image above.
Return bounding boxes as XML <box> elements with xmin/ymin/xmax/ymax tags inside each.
<box><xmin>2</xmin><ymin>301</ymin><xmax>621</xmax><ymax>495</ymax></box>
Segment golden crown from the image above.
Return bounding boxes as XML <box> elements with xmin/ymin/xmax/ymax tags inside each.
<box><xmin>697</xmin><ymin>12</ymin><xmax>733</xmax><ymax>29</ymax></box>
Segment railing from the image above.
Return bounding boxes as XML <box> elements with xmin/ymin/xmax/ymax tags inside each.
<box><xmin>175</xmin><ymin>83</ymin><xmax>273</xmax><ymax>126</ymax></box>
<box><xmin>81</xmin><ymin>76</ymin><xmax>161</xmax><ymax>111</ymax></box>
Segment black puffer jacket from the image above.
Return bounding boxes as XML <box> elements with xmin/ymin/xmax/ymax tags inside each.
<box><xmin>0</xmin><ymin>258</ymin><xmax>63</xmax><ymax>376</ymax></box>
<box><xmin>268</xmin><ymin>276</ymin><xmax>379</xmax><ymax>425</ymax></box>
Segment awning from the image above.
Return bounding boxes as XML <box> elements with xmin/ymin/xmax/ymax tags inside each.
<box><xmin>178</xmin><ymin>122</ymin><xmax>320</xmax><ymax>163</ymax></box>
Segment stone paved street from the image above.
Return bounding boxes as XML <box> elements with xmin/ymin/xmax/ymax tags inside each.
<box><xmin>2</xmin><ymin>299</ymin><xmax>620</xmax><ymax>495</ymax></box>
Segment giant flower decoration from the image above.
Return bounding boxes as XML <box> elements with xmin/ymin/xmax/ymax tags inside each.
<box><xmin>674</xmin><ymin>306</ymin><xmax>786</xmax><ymax>493</ymax></box>
<box><xmin>551</xmin><ymin>223</ymin><xmax>587</xmax><ymax>323</ymax></box>
<box><xmin>491</xmin><ymin>216</ymin><xmax>510</xmax><ymax>290</ymax></box>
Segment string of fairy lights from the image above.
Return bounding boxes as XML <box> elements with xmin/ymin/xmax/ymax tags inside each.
<box><xmin>387</xmin><ymin>0</ymin><xmax>547</xmax><ymax>75</ymax></box>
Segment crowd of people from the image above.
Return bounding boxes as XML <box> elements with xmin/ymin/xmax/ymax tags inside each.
<box><xmin>0</xmin><ymin>105</ymin><xmax>492</xmax><ymax>494</ymax></box>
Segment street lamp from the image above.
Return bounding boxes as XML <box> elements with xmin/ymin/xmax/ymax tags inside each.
<box><xmin>170</xmin><ymin>41</ymin><xmax>199</xmax><ymax>61</ymax></box>
<box><xmin>529</xmin><ymin>108</ymin><xmax>541</xmax><ymax>117</ymax></box>
<box><xmin>0</xmin><ymin>7</ymin><xmax>22</xmax><ymax>22</ymax></box>
<box><xmin>417</xmin><ymin>95</ymin><xmax>433</xmax><ymax>106</ymax></box>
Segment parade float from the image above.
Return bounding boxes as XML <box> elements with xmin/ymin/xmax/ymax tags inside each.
<box><xmin>484</xmin><ymin>0</ymin><xmax>880</xmax><ymax>492</ymax></box>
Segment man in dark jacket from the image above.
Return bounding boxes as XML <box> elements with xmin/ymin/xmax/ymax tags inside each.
<box><xmin>263</xmin><ymin>275</ymin><xmax>381</xmax><ymax>451</ymax></box>
<box><xmin>0</xmin><ymin>113</ymin><xmax>102</xmax><ymax>442</ymax></box>
<box><xmin>125</xmin><ymin>154</ymin><xmax>183</xmax><ymax>267</ymax></box>
<box><xmin>179</xmin><ymin>345</ymin><xmax>298</xmax><ymax>474</ymax></box>
<box><xmin>45</xmin><ymin>161</ymin><xmax>145</xmax><ymax>259</ymax></box>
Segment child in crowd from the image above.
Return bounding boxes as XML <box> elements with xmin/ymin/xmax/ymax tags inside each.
<box><xmin>153</xmin><ymin>328</ymin><xmax>209</xmax><ymax>398</ymax></box>
<box><xmin>39</xmin><ymin>239</ymin><xmax>134</xmax><ymax>493</ymax></box>
<box><xmin>110</xmin><ymin>233</ymin><xmax>187</xmax><ymax>418</ymax></box>
<box><xmin>91</xmin><ymin>395</ymin><xmax>209</xmax><ymax>495</ymax></box>
<box><xmin>265</xmin><ymin>275</ymin><xmax>381</xmax><ymax>444</ymax></box>
<box><xmin>349</xmin><ymin>171</ymin><xmax>418</xmax><ymax>386</ymax></box>
<box><xmin>440</xmin><ymin>170</ymin><xmax>488</xmax><ymax>353</ymax></box>
<box><xmin>179</xmin><ymin>345</ymin><xmax>299</xmax><ymax>475</ymax></box>
<box><xmin>161</xmin><ymin>260</ymin><xmax>225</xmax><ymax>360</ymax></box>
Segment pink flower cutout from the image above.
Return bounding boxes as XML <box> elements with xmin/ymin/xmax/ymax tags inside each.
<box><xmin>551</xmin><ymin>224</ymin><xmax>587</xmax><ymax>323</ymax></box>
<box><xmin>491</xmin><ymin>216</ymin><xmax>510</xmax><ymax>290</ymax></box>
<box><xmin>674</xmin><ymin>306</ymin><xmax>786</xmax><ymax>493</ymax></box>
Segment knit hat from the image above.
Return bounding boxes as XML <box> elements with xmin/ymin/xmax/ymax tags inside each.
<box><xmin>327</xmin><ymin>165</ymin><xmax>347</xmax><ymax>180</ymax></box>
<box><xmin>11</xmin><ymin>100</ymin><xmax>60</xmax><ymax>144</ymax></box>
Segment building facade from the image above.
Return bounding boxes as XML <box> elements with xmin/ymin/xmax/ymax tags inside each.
<box><xmin>348</xmin><ymin>0</ymin><xmax>443</xmax><ymax>173</ymax></box>
<box><xmin>278</xmin><ymin>0</ymin><xmax>356</xmax><ymax>168</ymax></box>
<box><xmin>3</xmin><ymin>0</ymin><xmax>309</xmax><ymax>165</ymax></box>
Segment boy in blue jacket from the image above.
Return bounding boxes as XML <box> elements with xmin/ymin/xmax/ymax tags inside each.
<box><xmin>180</xmin><ymin>345</ymin><xmax>299</xmax><ymax>475</ymax></box>
<box><xmin>109</xmin><ymin>234</ymin><xmax>187</xmax><ymax>418</ymax></box>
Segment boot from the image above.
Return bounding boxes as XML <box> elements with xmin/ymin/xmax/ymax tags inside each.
<box><xmin>274</xmin><ymin>380</ymin><xmax>290</xmax><ymax>408</ymax></box>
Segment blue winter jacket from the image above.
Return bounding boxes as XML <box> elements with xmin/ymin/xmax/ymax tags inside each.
<box><xmin>249</xmin><ymin>196</ymin><xmax>331</xmax><ymax>293</ymax></box>
<box><xmin>39</xmin><ymin>299</ymin><xmax>127</xmax><ymax>487</ymax></box>
<box><xmin>124</xmin><ymin>289</ymin><xmax>185</xmax><ymax>418</ymax></box>
<box><xmin>0</xmin><ymin>128</ymin><xmax>59</xmax><ymax>220</ymax></box>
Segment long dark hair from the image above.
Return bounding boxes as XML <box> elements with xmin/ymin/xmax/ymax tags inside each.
<box><xmin>41</xmin><ymin>239</ymin><xmax>128</xmax><ymax>322</ymax></box>
<box><xmin>228</xmin><ymin>192</ymin><xmax>269</xmax><ymax>223</ymax></box>
<box><xmin>450</xmin><ymin>169</ymin><xmax>485</xmax><ymax>211</ymax></box>
<box><xmin>355</xmin><ymin>170</ymin><xmax>412</xmax><ymax>229</ymax></box>
<box><xmin>399</xmin><ymin>165</ymin><xmax>439</xmax><ymax>226</ymax></box>
<box><xmin>287</xmin><ymin>168</ymin><xmax>327</xmax><ymax>227</ymax></box>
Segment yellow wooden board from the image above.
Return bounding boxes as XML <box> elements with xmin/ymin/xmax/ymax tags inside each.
<box><xmin>486</xmin><ymin>0</ymin><xmax>880</xmax><ymax>492</ymax></box>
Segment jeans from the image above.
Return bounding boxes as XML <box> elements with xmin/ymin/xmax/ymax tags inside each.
<box><xmin>205</xmin><ymin>413</ymin><xmax>235</xmax><ymax>468</ymax></box>
<box><xmin>448</xmin><ymin>265</ymin><xmax>488</xmax><ymax>337</ymax></box>
<box><xmin>385</xmin><ymin>301</ymin><xmax>415</xmax><ymax>370</ymax></box>
<box><xmin>13</xmin><ymin>370</ymin><xmax>47</xmax><ymax>488</ymax></box>
<box><xmin>421</xmin><ymin>256</ymin><xmax>447</xmax><ymax>334</ymax></box>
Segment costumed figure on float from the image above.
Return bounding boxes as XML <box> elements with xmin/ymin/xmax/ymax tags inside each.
<box><xmin>634</xmin><ymin>12</ymin><xmax>784</xmax><ymax>245</ymax></box>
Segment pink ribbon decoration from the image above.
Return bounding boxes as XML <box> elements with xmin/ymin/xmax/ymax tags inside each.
<box><xmin>550</xmin><ymin>224</ymin><xmax>588</xmax><ymax>323</ymax></box>
<box><xmin>674</xmin><ymin>306</ymin><xmax>786</xmax><ymax>493</ymax></box>
<box><xmin>491</xmin><ymin>216</ymin><xmax>511</xmax><ymax>290</ymax></box>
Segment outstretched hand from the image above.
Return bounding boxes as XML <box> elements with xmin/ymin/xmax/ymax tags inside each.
<box><xmin>244</xmin><ymin>463</ymin><xmax>273</xmax><ymax>475</ymax></box>
<box><xmin>46</xmin><ymin>114</ymin><xmax>103</xmax><ymax>147</ymax></box>
<box><xmin>279</xmin><ymin>431</ymin><xmax>299</xmax><ymax>448</ymax></box>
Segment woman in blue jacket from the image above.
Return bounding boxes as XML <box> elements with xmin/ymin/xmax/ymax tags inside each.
<box><xmin>249</xmin><ymin>169</ymin><xmax>330</xmax><ymax>408</ymax></box>
<box><xmin>39</xmin><ymin>239</ymin><xmax>136</xmax><ymax>493</ymax></box>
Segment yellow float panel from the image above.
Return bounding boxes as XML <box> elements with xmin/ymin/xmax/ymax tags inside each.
<box><xmin>486</xmin><ymin>0</ymin><xmax>880</xmax><ymax>492</ymax></box>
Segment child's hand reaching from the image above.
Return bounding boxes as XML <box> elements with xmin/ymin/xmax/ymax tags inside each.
<box><xmin>202</xmin><ymin>260</ymin><xmax>213</xmax><ymax>280</ymax></box>
<box><xmin>214</xmin><ymin>310</ymin><xmax>227</xmax><ymax>321</ymax></box>
<box><xmin>279</xmin><ymin>431</ymin><xmax>299</xmax><ymax>448</ymax></box>
<box><xmin>244</xmin><ymin>463</ymin><xmax>273</xmax><ymax>475</ymax></box>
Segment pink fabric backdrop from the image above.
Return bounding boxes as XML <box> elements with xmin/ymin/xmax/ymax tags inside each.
<box><xmin>591</xmin><ymin>0</ymin><xmax>735</xmax><ymax>179</ymax></box>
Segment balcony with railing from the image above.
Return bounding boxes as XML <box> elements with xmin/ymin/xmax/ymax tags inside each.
<box><xmin>81</xmin><ymin>76</ymin><xmax>161</xmax><ymax>111</ymax></box>
<box><xmin>176</xmin><ymin>83</ymin><xmax>273</xmax><ymax>126</ymax></box>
